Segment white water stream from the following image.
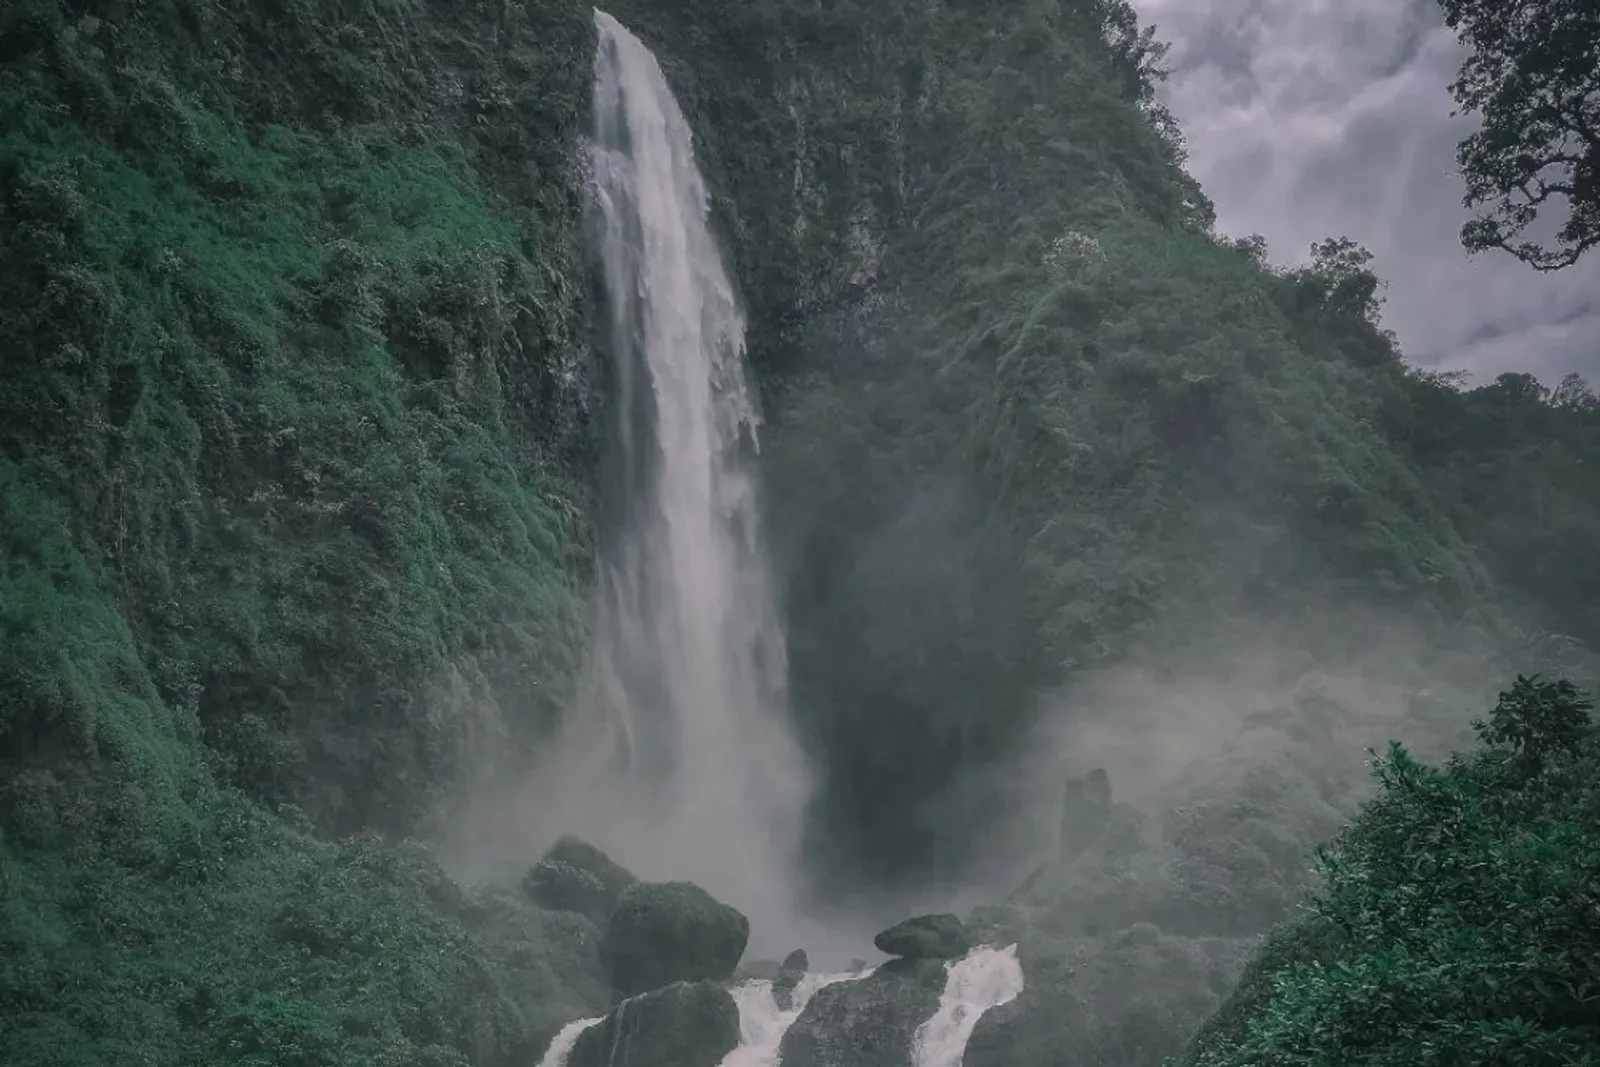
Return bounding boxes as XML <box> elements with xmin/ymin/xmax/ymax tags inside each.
<box><xmin>912</xmin><ymin>944</ymin><xmax>1026</xmax><ymax>1067</ymax></box>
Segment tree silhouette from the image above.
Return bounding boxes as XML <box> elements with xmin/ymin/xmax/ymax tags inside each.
<box><xmin>1439</xmin><ymin>0</ymin><xmax>1600</xmax><ymax>270</ymax></box>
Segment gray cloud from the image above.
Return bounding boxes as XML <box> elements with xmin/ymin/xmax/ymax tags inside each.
<box><xmin>1134</xmin><ymin>0</ymin><xmax>1600</xmax><ymax>385</ymax></box>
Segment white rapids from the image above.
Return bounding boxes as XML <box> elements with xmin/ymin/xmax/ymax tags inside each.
<box><xmin>719</xmin><ymin>969</ymin><xmax>869</xmax><ymax>1067</ymax></box>
<box><xmin>534</xmin><ymin>1016</ymin><xmax>603</xmax><ymax>1067</ymax></box>
<box><xmin>912</xmin><ymin>944</ymin><xmax>1026</xmax><ymax>1067</ymax></box>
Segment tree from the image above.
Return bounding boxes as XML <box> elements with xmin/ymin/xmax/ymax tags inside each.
<box><xmin>1175</xmin><ymin>677</ymin><xmax>1600</xmax><ymax>1067</ymax></box>
<box><xmin>1438</xmin><ymin>0</ymin><xmax>1600</xmax><ymax>270</ymax></box>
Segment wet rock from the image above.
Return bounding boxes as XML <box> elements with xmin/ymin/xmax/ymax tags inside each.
<box><xmin>522</xmin><ymin>835</ymin><xmax>638</xmax><ymax>925</ymax></box>
<box><xmin>963</xmin><ymin>926</ymin><xmax>1253</xmax><ymax>1067</ymax></box>
<box><xmin>603</xmin><ymin>881</ymin><xmax>750</xmax><ymax>995</ymax></box>
<box><xmin>773</xmin><ymin>948</ymin><xmax>809</xmax><ymax>1010</ymax></box>
<box><xmin>873</xmin><ymin>913</ymin><xmax>971</xmax><ymax>960</ymax></box>
<box><xmin>778</xmin><ymin>958</ymin><xmax>949</xmax><ymax>1067</ymax></box>
<box><xmin>568</xmin><ymin>980</ymin><xmax>739</xmax><ymax>1067</ymax></box>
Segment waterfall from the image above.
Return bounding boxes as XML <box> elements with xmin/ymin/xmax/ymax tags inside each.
<box><xmin>535</xmin><ymin>1017</ymin><xmax>603</xmax><ymax>1067</ymax></box>
<box><xmin>537</xmin><ymin>8</ymin><xmax>814</xmax><ymax>955</ymax></box>
<box><xmin>911</xmin><ymin>945</ymin><xmax>1026</xmax><ymax>1067</ymax></box>
<box><xmin>719</xmin><ymin>968</ymin><xmax>870</xmax><ymax>1067</ymax></box>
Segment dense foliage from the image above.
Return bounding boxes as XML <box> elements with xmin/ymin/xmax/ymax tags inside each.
<box><xmin>1438</xmin><ymin>0</ymin><xmax>1600</xmax><ymax>270</ymax></box>
<box><xmin>1175</xmin><ymin>676</ymin><xmax>1600</xmax><ymax>1066</ymax></box>
<box><xmin>2</xmin><ymin>0</ymin><xmax>1599</xmax><ymax>1063</ymax></box>
<box><xmin>1</xmin><ymin>0</ymin><xmax>611</xmax><ymax>1062</ymax></box>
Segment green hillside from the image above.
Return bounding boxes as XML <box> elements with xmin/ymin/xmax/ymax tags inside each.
<box><xmin>1</xmin><ymin>0</ymin><xmax>1596</xmax><ymax>1064</ymax></box>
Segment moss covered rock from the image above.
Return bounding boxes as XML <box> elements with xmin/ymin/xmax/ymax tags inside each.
<box><xmin>603</xmin><ymin>881</ymin><xmax>750</xmax><ymax>996</ymax></box>
<box><xmin>522</xmin><ymin>835</ymin><xmax>638</xmax><ymax>924</ymax></box>
<box><xmin>567</xmin><ymin>980</ymin><xmax>740</xmax><ymax>1067</ymax></box>
<box><xmin>873</xmin><ymin>913</ymin><xmax>972</xmax><ymax>961</ymax></box>
<box><xmin>777</xmin><ymin>958</ymin><xmax>950</xmax><ymax>1067</ymax></box>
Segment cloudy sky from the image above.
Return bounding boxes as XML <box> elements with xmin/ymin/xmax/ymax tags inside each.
<box><xmin>1131</xmin><ymin>0</ymin><xmax>1599</xmax><ymax>385</ymax></box>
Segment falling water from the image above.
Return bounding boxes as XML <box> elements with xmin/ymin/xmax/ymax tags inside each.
<box><xmin>535</xmin><ymin>1017</ymin><xmax>603</xmax><ymax>1067</ymax></box>
<box><xmin>720</xmin><ymin>968</ymin><xmax>871</xmax><ymax>1067</ymax></box>
<box><xmin>537</xmin><ymin>9</ymin><xmax>814</xmax><ymax>954</ymax></box>
<box><xmin>911</xmin><ymin>945</ymin><xmax>1026</xmax><ymax>1067</ymax></box>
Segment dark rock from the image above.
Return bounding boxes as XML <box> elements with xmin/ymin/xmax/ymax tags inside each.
<box><xmin>873</xmin><ymin>913</ymin><xmax>971</xmax><ymax>960</ymax></box>
<box><xmin>849</xmin><ymin>958</ymin><xmax>867</xmax><ymax>972</ymax></box>
<box><xmin>568</xmin><ymin>980</ymin><xmax>740</xmax><ymax>1067</ymax></box>
<box><xmin>522</xmin><ymin>835</ymin><xmax>637</xmax><ymax>925</ymax></box>
<box><xmin>604</xmin><ymin>881</ymin><xmax>750</xmax><ymax>995</ymax></box>
<box><xmin>523</xmin><ymin>860</ymin><xmax>610</xmax><ymax>923</ymax></box>
<box><xmin>773</xmin><ymin>948</ymin><xmax>809</xmax><ymax>1011</ymax></box>
<box><xmin>778</xmin><ymin>958</ymin><xmax>950</xmax><ymax>1067</ymax></box>
<box><xmin>963</xmin><ymin>927</ymin><xmax>1253</xmax><ymax>1067</ymax></box>
<box><xmin>1060</xmin><ymin>768</ymin><xmax>1112</xmax><ymax>862</ymax></box>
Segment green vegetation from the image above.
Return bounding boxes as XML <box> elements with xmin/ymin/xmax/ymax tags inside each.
<box><xmin>2</xmin><ymin>0</ymin><xmax>1599</xmax><ymax>1063</ymax></box>
<box><xmin>1</xmin><ymin>1</ymin><xmax>610</xmax><ymax>1062</ymax></box>
<box><xmin>719</xmin><ymin>0</ymin><xmax>1600</xmax><ymax>886</ymax></box>
<box><xmin>1175</xmin><ymin>676</ymin><xmax>1600</xmax><ymax>1065</ymax></box>
<box><xmin>1439</xmin><ymin>0</ymin><xmax>1600</xmax><ymax>270</ymax></box>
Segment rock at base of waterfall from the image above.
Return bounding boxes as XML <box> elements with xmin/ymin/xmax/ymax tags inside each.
<box><xmin>522</xmin><ymin>835</ymin><xmax>638</xmax><ymax>925</ymax></box>
<box><xmin>873</xmin><ymin>913</ymin><xmax>971</xmax><ymax>960</ymax></box>
<box><xmin>961</xmin><ymin>925</ymin><xmax>1253</xmax><ymax>1067</ymax></box>
<box><xmin>603</xmin><ymin>881</ymin><xmax>751</xmax><ymax>995</ymax></box>
<box><xmin>773</xmin><ymin>947</ymin><xmax>810</xmax><ymax>1010</ymax></box>
<box><xmin>778</xmin><ymin>957</ymin><xmax>949</xmax><ymax>1067</ymax></box>
<box><xmin>567</xmin><ymin>980</ymin><xmax>740</xmax><ymax>1067</ymax></box>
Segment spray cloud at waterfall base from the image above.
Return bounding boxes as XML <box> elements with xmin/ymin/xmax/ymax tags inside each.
<box><xmin>510</xmin><ymin>8</ymin><xmax>829</xmax><ymax>960</ymax></box>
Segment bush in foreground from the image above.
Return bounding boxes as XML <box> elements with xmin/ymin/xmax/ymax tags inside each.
<box><xmin>1176</xmin><ymin>675</ymin><xmax>1600</xmax><ymax>1066</ymax></box>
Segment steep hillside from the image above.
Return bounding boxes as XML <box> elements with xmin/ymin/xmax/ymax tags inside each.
<box><xmin>632</xmin><ymin>0</ymin><xmax>1599</xmax><ymax>887</ymax></box>
<box><xmin>1</xmin><ymin>0</ymin><xmax>612</xmax><ymax>1062</ymax></box>
<box><xmin>2</xmin><ymin>0</ymin><xmax>1598</xmax><ymax>1064</ymax></box>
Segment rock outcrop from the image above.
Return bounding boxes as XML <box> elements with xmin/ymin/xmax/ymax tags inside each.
<box><xmin>1060</xmin><ymin>767</ymin><xmax>1114</xmax><ymax>862</ymax></box>
<box><xmin>960</xmin><ymin>914</ymin><xmax>1253</xmax><ymax>1067</ymax></box>
<box><xmin>778</xmin><ymin>958</ymin><xmax>950</xmax><ymax>1067</ymax></box>
<box><xmin>774</xmin><ymin>947</ymin><xmax>810</xmax><ymax>1010</ymax></box>
<box><xmin>522</xmin><ymin>835</ymin><xmax>639</xmax><ymax>926</ymax></box>
<box><xmin>873</xmin><ymin>913</ymin><xmax>971</xmax><ymax>960</ymax></box>
<box><xmin>603</xmin><ymin>881</ymin><xmax>750</xmax><ymax>995</ymax></box>
<box><xmin>567</xmin><ymin>980</ymin><xmax>740</xmax><ymax>1067</ymax></box>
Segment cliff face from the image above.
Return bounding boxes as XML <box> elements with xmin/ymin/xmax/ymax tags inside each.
<box><xmin>3</xmin><ymin>1</ymin><xmax>1599</xmax><ymax>1064</ymax></box>
<box><xmin>620</xmin><ymin>0</ymin><xmax>1512</xmax><ymax>887</ymax></box>
<box><xmin>2</xmin><ymin>2</ymin><xmax>612</xmax><ymax>1063</ymax></box>
<box><xmin>1</xmin><ymin>0</ymin><xmax>598</xmax><ymax>835</ymax></box>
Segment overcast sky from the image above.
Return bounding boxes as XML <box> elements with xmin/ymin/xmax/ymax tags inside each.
<box><xmin>1131</xmin><ymin>0</ymin><xmax>1599</xmax><ymax>386</ymax></box>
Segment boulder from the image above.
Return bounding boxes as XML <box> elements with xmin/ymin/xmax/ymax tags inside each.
<box><xmin>522</xmin><ymin>835</ymin><xmax>638</xmax><ymax>925</ymax></box>
<box><xmin>603</xmin><ymin>881</ymin><xmax>750</xmax><ymax>995</ymax></box>
<box><xmin>963</xmin><ymin>926</ymin><xmax>1253</xmax><ymax>1067</ymax></box>
<box><xmin>773</xmin><ymin>948</ymin><xmax>809</xmax><ymax>1011</ymax></box>
<box><xmin>778</xmin><ymin>958</ymin><xmax>949</xmax><ymax>1067</ymax></box>
<box><xmin>873</xmin><ymin>913</ymin><xmax>971</xmax><ymax>960</ymax></box>
<box><xmin>568</xmin><ymin>980</ymin><xmax>740</xmax><ymax>1067</ymax></box>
